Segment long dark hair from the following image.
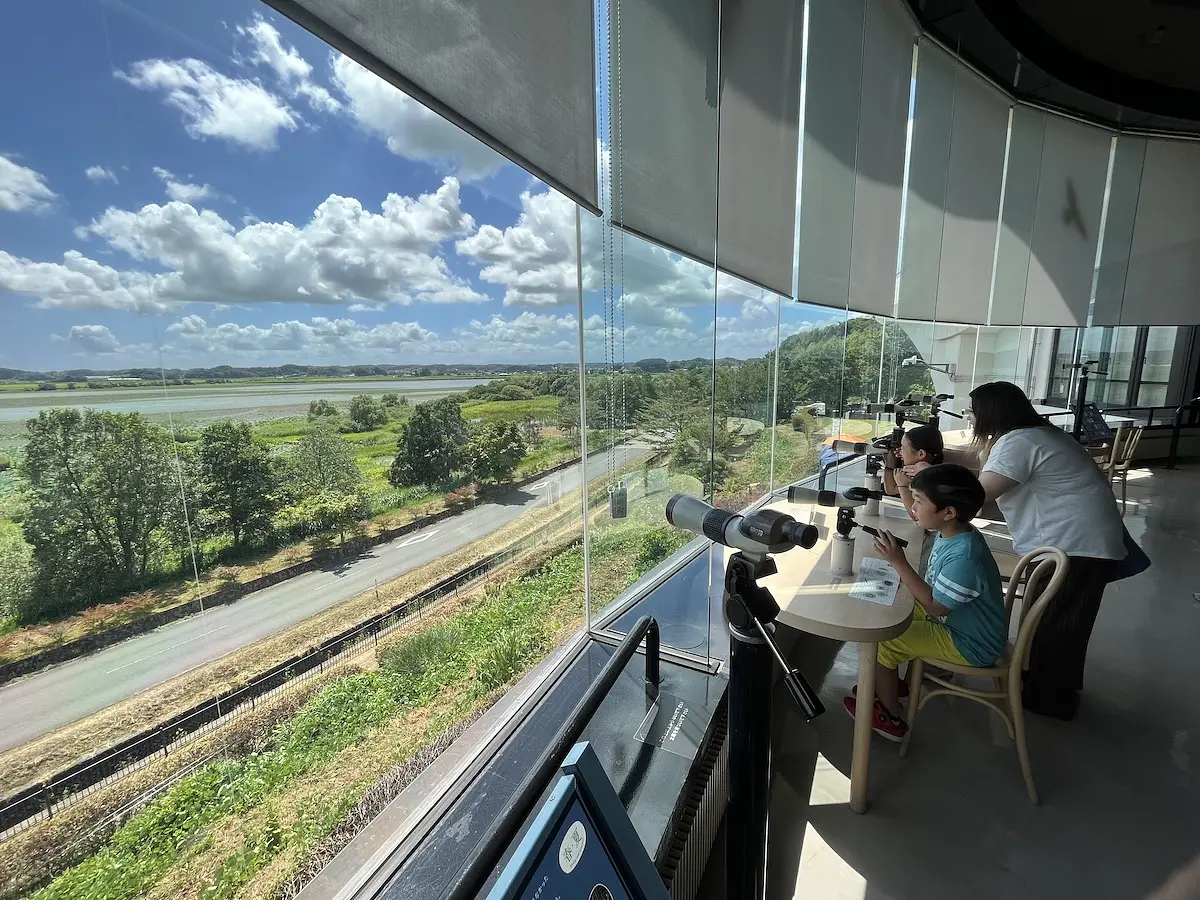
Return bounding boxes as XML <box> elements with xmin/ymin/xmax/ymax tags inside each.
<box><xmin>903</xmin><ymin>424</ymin><xmax>944</xmax><ymax>464</ymax></box>
<box><xmin>968</xmin><ymin>381</ymin><xmax>1047</xmax><ymax>446</ymax></box>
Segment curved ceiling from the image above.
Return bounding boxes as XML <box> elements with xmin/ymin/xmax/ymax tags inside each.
<box><xmin>904</xmin><ymin>0</ymin><xmax>1200</xmax><ymax>135</ymax></box>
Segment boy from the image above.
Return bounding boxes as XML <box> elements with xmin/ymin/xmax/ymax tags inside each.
<box><xmin>844</xmin><ymin>463</ymin><xmax>1005</xmax><ymax>741</ymax></box>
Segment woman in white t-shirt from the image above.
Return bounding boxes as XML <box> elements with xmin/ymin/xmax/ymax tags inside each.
<box><xmin>968</xmin><ymin>381</ymin><xmax>1126</xmax><ymax>721</ymax></box>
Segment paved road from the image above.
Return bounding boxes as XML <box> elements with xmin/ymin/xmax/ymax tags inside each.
<box><xmin>0</xmin><ymin>450</ymin><xmax>639</xmax><ymax>753</ymax></box>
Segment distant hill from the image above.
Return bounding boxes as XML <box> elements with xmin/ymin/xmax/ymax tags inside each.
<box><xmin>0</xmin><ymin>357</ymin><xmax>755</xmax><ymax>384</ymax></box>
<box><xmin>0</xmin><ymin>363</ymin><xmax>580</xmax><ymax>383</ymax></box>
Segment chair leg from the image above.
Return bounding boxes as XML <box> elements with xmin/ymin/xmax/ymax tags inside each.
<box><xmin>1010</xmin><ymin>683</ymin><xmax>1039</xmax><ymax>805</ymax></box>
<box><xmin>1120</xmin><ymin>473</ymin><xmax>1128</xmax><ymax>517</ymax></box>
<box><xmin>900</xmin><ymin>658</ymin><xmax>924</xmax><ymax>759</ymax></box>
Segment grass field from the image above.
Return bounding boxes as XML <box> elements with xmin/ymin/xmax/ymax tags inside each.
<box><xmin>16</xmin><ymin>509</ymin><xmax>687</xmax><ymax>900</ymax></box>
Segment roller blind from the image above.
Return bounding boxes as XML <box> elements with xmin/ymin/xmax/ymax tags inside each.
<box><xmin>610</xmin><ymin>0</ymin><xmax>720</xmax><ymax>267</ymax></box>
<box><xmin>611</xmin><ymin>0</ymin><xmax>804</xmax><ymax>299</ymax></box>
<box><xmin>1020</xmin><ymin>116</ymin><xmax>1112</xmax><ymax>327</ymax></box>
<box><xmin>899</xmin><ymin>42</ymin><xmax>1009</xmax><ymax>324</ymax></box>
<box><xmin>796</xmin><ymin>0</ymin><xmax>914</xmax><ymax>314</ymax></box>
<box><xmin>1121</xmin><ymin>138</ymin><xmax>1200</xmax><ymax>326</ymax></box>
<box><xmin>989</xmin><ymin>105</ymin><xmax>1043</xmax><ymax>327</ymax></box>
<box><xmin>1091</xmin><ymin>136</ymin><xmax>1146</xmax><ymax>327</ymax></box>
<box><xmin>715</xmin><ymin>0</ymin><xmax>805</xmax><ymax>298</ymax></box>
<box><xmin>264</xmin><ymin>0</ymin><xmax>599</xmax><ymax>213</ymax></box>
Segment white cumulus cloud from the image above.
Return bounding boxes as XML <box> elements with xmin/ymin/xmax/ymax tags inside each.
<box><xmin>1</xmin><ymin>178</ymin><xmax>485</xmax><ymax>313</ymax></box>
<box><xmin>455</xmin><ymin>311</ymin><xmax>578</xmax><ymax>349</ymax></box>
<box><xmin>152</xmin><ymin>166</ymin><xmax>215</xmax><ymax>204</ymax></box>
<box><xmin>331</xmin><ymin>54</ymin><xmax>504</xmax><ymax>179</ymax></box>
<box><xmin>237</xmin><ymin>15</ymin><xmax>341</xmax><ymax>114</ymax></box>
<box><xmin>166</xmin><ymin>314</ymin><xmax>441</xmax><ymax>359</ymax></box>
<box><xmin>85</xmin><ymin>165</ymin><xmax>118</xmax><ymax>184</ymax></box>
<box><xmin>456</xmin><ymin>188</ymin><xmax>594</xmax><ymax>307</ymax></box>
<box><xmin>0</xmin><ymin>156</ymin><xmax>56</xmax><ymax>213</ymax></box>
<box><xmin>64</xmin><ymin>324</ymin><xmax>122</xmax><ymax>354</ymax></box>
<box><xmin>117</xmin><ymin>58</ymin><xmax>298</xmax><ymax>150</ymax></box>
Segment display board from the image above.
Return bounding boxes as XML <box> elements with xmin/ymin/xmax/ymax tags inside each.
<box><xmin>1076</xmin><ymin>403</ymin><xmax>1114</xmax><ymax>446</ymax></box>
<box><xmin>486</xmin><ymin>742</ymin><xmax>670</xmax><ymax>900</ymax></box>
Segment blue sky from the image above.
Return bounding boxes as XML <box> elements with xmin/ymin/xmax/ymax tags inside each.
<box><xmin>0</xmin><ymin>0</ymin><xmax>838</xmax><ymax>371</ymax></box>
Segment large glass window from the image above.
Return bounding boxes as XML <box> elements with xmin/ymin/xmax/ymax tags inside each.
<box><xmin>0</xmin><ymin>4</ymin><xmax>595</xmax><ymax>893</ymax></box>
<box><xmin>1137</xmin><ymin>326</ymin><xmax>1179</xmax><ymax>406</ymax></box>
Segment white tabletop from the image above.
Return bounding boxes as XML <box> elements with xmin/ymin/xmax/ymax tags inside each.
<box><xmin>728</xmin><ymin>498</ymin><xmax>926</xmax><ymax>644</ymax></box>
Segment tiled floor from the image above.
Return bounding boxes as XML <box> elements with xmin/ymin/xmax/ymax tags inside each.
<box><xmin>699</xmin><ymin>463</ymin><xmax>1200</xmax><ymax>900</ymax></box>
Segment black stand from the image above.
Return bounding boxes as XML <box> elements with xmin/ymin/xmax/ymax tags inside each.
<box><xmin>723</xmin><ymin>552</ymin><xmax>824</xmax><ymax>900</ymax></box>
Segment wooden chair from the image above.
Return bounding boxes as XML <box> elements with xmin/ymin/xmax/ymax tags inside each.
<box><xmin>900</xmin><ymin>547</ymin><xmax>1069</xmax><ymax>804</ymax></box>
<box><xmin>1099</xmin><ymin>426</ymin><xmax>1144</xmax><ymax>516</ymax></box>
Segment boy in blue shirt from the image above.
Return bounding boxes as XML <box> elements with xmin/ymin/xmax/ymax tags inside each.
<box><xmin>844</xmin><ymin>463</ymin><xmax>1005</xmax><ymax>742</ymax></box>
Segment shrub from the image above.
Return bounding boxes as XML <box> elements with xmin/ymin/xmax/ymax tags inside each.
<box><xmin>378</xmin><ymin>621</ymin><xmax>464</xmax><ymax>703</ymax></box>
<box><xmin>635</xmin><ymin>526</ymin><xmax>683</xmax><ymax>573</ymax></box>
<box><xmin>474</xmin><ymin>627</ymin><xmax>545</xmax><ymax>694</ymax></box>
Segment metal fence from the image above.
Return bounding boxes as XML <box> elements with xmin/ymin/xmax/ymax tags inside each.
<box><xmin>0</xmin><ymin>520</ymin><xmax>579</xmax><ymax>843</ymax></box>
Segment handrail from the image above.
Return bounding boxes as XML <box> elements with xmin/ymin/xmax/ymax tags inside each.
<box><xmin>1166</xmin><ymin>398</ymin><xmax>1200</xmax><ymax>469</ymax></box>
<box><xmin>443</xmin><ymin>616</ymin><xmax>662</xmax><ymax>900</ymax></box>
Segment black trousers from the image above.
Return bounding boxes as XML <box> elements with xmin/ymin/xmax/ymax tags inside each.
<box><xmin>1023</xmin><ymin>555</ymin><xmax>1117</xmax><ymax>713</ymax></box>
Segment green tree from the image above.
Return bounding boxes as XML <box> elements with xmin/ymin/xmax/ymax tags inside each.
<box><xmin>199</xmin><ymin>420</ymin><xmax>277</xmax><ymax>551</ymax></box>
<box><xmin>380</xmin><ymin>392</ymin><xmax>408</xmax><ymax>410</ymax></box>
<box><xmin>556</xmin><ymin>399</ymin><xmax>581</xmax><ymax>450</ymax></box>
<box><xmin>21</xmin><ymin>409</ymin><xmax>179</xmax><ymax>615</ymax></box>
<box><xmin>389</xmin><ymin>398</ymin><xmax>469</xmax><ymax>487</ymax></box>
<box><xmin>279</xmin><ymin>425</ymin><xmax>366</xmax><ymax>546</ymax></box>
<box><xmin>307</xmin><ymin>399</ymin><xmax>338</xmax><ymax>421</ymax></box>
<box><xmin>0</xmin><ymin>521</ymin><xmax>36</xmax><ymax>623</ymax></box>
<box><xmin>466</xmin><ymin>422</ymin><xmax>527</xmax><ymax>483</ymax></box>
<box><xmin>347</xmin><ymin>394</ymin><xmax>389</xmax><ymax>432</ymax></box>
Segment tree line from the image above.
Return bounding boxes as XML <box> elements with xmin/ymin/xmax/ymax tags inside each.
<box><xmin>0</xmin><ymin>318</ymin><xmax>933</xmax><ymax>625</ymax></box>
<box><xmin>0</xmin><ymin>394</ymin><xmax>536</xmax><ymax>624</ymax></box>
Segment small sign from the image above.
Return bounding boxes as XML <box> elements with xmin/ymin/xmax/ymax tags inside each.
<box><xmin>486</xmin><ymin>743</ymin><xmax>670</xmax><ymax>900</ymax></box>
<box><xmin>633</xmin><ymin>692</ymin><xmax>709</xmax><ymax>760</ymax></box>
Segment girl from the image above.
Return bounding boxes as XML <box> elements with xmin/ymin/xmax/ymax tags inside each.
<box><xmin>883</xmin><ymin>424</ymin><xmax>944</xmax><ymax>519</ymax></box>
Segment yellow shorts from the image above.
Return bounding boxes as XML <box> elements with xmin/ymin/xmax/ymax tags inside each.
<box><xmin>877</xmin><ymin>605</ymin><xmax>970</xmax><ymax>670</ymax></box>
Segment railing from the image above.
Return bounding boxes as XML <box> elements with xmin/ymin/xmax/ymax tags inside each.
<box><xmin>443</xmin><ymin>617</ymin><xmax>662</xmax><ymax>900</ymax></box>
<box><xmin>0</xmin><ymin>525</ymin><xmax>575</xmax><ymax>842</ymax></box>
<box><xmin>1096</xmin><ymin>406</ymin><xmax>1200</xmax><ymax>428</ymax></box>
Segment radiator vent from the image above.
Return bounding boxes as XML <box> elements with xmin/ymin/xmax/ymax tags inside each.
<box><xmin>658</xmin><ymin>709</ymin><xmax>728</xmax><ymax>900</ymax></box>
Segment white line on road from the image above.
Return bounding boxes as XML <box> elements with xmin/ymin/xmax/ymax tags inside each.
<box><xmin>104</xmin><ymin>622</ymin><xmax>233</xmax><ymax>675</ymax></box>
<box><xmin>527</xmin><ymin>480</ymin><xmax>550</xmax><ymax>490</ymax></box>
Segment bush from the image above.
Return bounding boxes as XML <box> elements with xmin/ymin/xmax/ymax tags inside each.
<box><xmin>378</xmin><ymin>621</ymin><xmax>464</xmax><ymax>703</ymax></box>
<box><xmin>475</xmin><ymin>627</ymin><xmax>545</xmax><ymax>694</ymax></box>
<box><xmin>635</xmin><ymin>526</ymin><xmax>682</xmax><ymax>573</ymax></box>
<box><xmin>791</xmin><ymin>408</ymin><xmax>815</xmax><ymax>434</ymax></box>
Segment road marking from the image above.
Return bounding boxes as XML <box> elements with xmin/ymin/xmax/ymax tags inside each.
<box><xmin>528</xmin><ymin>480</ymin><xmax>550</xmax><ymax>490</ymax></box>
<box><xmin>397</xmin><ymin>528</ymin><xmax>440</xmax><ymax>548</ymax></box>
<box><xmin>104</xmin><ymin>622</ymin><xmax>233</xmax><ymax>675</ymax></box>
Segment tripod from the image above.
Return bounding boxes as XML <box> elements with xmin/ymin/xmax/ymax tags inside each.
<box><xmin>723</xmin><ymin>551</ymin><xmax>824</xmax><ymax>900</ymax></box>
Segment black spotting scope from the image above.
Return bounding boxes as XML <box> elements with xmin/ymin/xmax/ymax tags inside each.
<box><xmin>666</xmin><ymin>494</ymin><xmax>819</xmax><ymax>556</ymax></box>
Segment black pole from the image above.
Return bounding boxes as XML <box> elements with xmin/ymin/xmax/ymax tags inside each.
<box><xmin>1073</xmin><ymin>366</ymin><xmax>1089</xmax><ymax>441</ymax></box>
<box><xmin>443</xmin><ymin>616</ymin><xmax>661</xmax><ymax>900</ymax></box>
<box><xmin>721</xmin><ymin>553</ymin><xmax>823</xmax><ymax>900</ymax></box>
<box><xmin>1167</xmin><ymin>399</ymin><xmax>1200</xmax><ymax>469</ymax></box>
<box><xmin>726</xmin><ymin>627</ymin><xmax>774</xmax><ymax>900</ymax></box>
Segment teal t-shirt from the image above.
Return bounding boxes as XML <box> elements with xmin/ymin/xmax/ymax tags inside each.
<box><xmin>926</xmin><ymin>528</ymin><xmax>1006</xmax><ymax>666</ymax></box>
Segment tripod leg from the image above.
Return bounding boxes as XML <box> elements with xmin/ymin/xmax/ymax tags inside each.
<box><xmin>726</xmin><ymin>628</ymin><xmax>774</xmax><ymax>900</ymax></box>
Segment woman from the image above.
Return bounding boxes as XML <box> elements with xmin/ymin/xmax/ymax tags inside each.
<box><xmin>967</xmin><ymin>381</ymin><xmax>1126</xmax><ymax>720</ymax></box>
<box><xmin>883</xmin><ymin>423</ymin><xmax>944</xmax><ymax>519</ymax></box>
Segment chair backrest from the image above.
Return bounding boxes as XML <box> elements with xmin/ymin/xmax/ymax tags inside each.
<box><xmin>1003</xmin><ymin>547</ymin><xmax>1070</xmax><ymax>683</ymax></box>
<box><xmin>1109</xmin><ymin>426</ymin><xmax>1143</xmax><ymax>468</ymax></box>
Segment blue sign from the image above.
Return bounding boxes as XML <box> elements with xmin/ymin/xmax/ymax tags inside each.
<box><xmin>486</xmin><ymin>743</ymin><xmax>670</xmax><ymax>900</ymax></box>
